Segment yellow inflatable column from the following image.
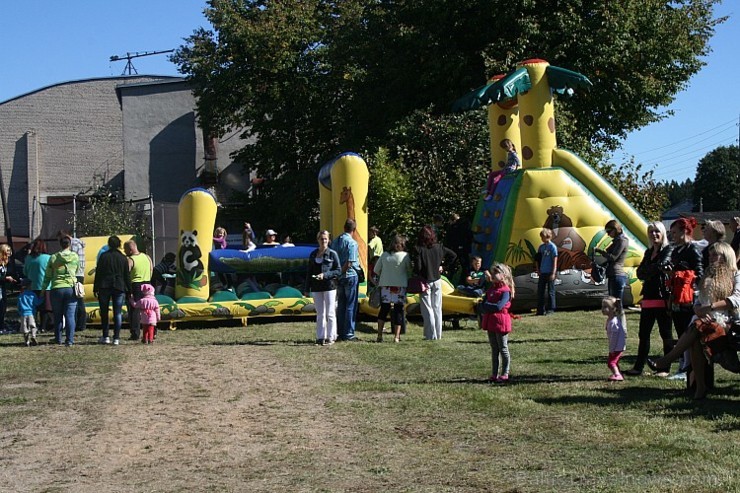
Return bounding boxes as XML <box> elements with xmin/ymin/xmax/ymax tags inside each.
<box><xmin>175</xmin><ymin>188</ymin><xmax>218</xmax><ymax>300</ymax></box>
<box><xmin>330</xmin><ymin>154</ymin><xmax>370</xmax><ymax>275</ymax></box>
<box><xmin>487</xmin><ymin>75</ymin><xmax>521</xmax><ymax>170</ymax></box>
<box><xmin>319</xmin><ymin>184</ymin><xmax>333</xmax><ymax>233</ymax></box>
<box><xmin>517</xmin><ymin>59</ymin><xmax>556</xmax><ymax>169</ymax></box>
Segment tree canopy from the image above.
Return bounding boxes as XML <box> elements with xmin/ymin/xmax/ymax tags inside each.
<box><xmin>693</xmin><ymin>145</ymin><xmax>740</xmax><ymax>212</ymax></box>
<box><xmin>173</xmin><ymin>0</ymin><xmax>722</xmax><ymax>237</ymax></box>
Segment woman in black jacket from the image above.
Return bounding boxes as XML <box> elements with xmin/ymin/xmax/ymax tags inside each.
<box><xmin>93</xmin><ymin>236</ymin><xmax>132</xmax><ymax>345</ymax></box>
<box><xmin>306</xmin><ymin>230</ymin><xmax>342</xmax><ymax>346</ymax></box>
<box><xmin>625</xmin><ymin>222</ymin><xmax>673</xmax><ymax>376</ymax></box>
<box><xmin>413</xmin><ymin>225</ymin><xmax>456</xmax><ymax>340</ymax></box>
<box><xmin>661</xmin><ymin>217</ymin><xmax>703</xmax><ymax>377</ymax></box>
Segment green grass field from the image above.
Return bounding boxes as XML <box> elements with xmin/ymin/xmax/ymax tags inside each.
<box><xmin>1</xmin><ymin>310</ymin><xmax>739</xmax><ymax>492</ymax></box>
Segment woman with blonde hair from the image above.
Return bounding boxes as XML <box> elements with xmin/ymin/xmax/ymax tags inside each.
<box><xmin>0</xmin><ymin>244</ymin><xmax>14</xmax><ymax>333</ymax></box>
<box><xmin>626</xmin><ymin>222</ymin><xmax>673</xmax><ymax>376</ymax></box>
<box><xmin>700</xmin><ymin>220</ymin><xmax>725</xmax><ymax>279</ymax></box>
<box><xmin>648</xmin><ymin>242</ymin><xmax>740</xmax><ymax>399</ymax></box>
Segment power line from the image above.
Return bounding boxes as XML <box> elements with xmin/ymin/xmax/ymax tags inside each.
<box><xmin>641</xmin><ymin>134</ymin><xmax>737</xmax><ymax>167</ymax></box>
<box><xmin>651</xmin><ymin>138</ymin><xmax>738</xmax><ymax>181</ymax></box>
<box><xmin>628</xmin><ymin>117</ymin><xmax>738</xmax><ymax>157</ymax></box>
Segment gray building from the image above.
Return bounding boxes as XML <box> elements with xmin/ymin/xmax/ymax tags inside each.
<box><xmin>0</xmin><ymin>76</ymin><xmax>248</xmax><ymax>242</ymax></box>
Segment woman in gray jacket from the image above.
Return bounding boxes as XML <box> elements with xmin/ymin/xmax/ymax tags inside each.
<box><xmin>595</xmin><ymin>219</ymin><xmax>629</xmax><ymax>304</ymax></box>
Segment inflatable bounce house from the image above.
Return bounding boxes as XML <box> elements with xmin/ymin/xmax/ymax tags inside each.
<box><xmin>77</xmin><ymin>58</ymin><xmax>646</xmax><ymax>326</ymax></box>
<box><xmin>79</xmin><ymin>153</ymin><xmax>477</xmax><ymax>326</ymax></box>
<box><xmin>453</xmin><ymin>59</ymin><xmax>648</xmax><ymax>309</ymax></box>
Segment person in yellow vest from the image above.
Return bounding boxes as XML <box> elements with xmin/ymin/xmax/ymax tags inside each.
<box><xmin>368</xmin><ymin>226</ymin><xmax>384</xmax><ymax>260</ymax></box>
<box><xmin>124</xmin><ymin>240</ymin><xmax>153</xmax><ymax>341</ymax></box>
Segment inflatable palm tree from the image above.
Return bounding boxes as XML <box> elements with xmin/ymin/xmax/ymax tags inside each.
<box><xmin>454</xmin><ymin>59</ymin><xmax>647</xmax><ymax>309</ymax></box>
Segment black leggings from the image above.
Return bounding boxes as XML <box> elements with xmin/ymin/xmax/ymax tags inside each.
<box><xmin>378</xmin><ymin>302</ymin><xmax>404</xmax><ymax>327</ymax></box>
<box><xmin>634</xmin><ymin>307</ymin><xmax>673</xmax><ymax>371</ymax></box>
<box><xmin>671</xmin><ymin>308</ymin><xmax>694</xmax><ymax>339</ymax></box>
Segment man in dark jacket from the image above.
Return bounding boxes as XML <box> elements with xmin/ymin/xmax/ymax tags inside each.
<box><xmin>93</xmin><ymin>236</ymin><xmax>131</xmax><ymax>345</ymax></box>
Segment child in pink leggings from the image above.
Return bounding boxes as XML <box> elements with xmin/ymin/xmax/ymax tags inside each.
<box><xmin>133</xmin><ymin>283</ymin><xmax>160</xmax><ymax>344</ymax></box>
<box><xmin>602</xmin><ymin>296</ymin><xmax>627</xmax><ymax>381</ymax></box>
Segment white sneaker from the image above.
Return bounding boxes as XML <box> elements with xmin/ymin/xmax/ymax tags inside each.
<box><xmin>668</xmin><ymin>372</ymin><xmax>687</xmax><ymax>381</ymax></box>
<box><xmin>112</xmin><ymin>339</ymin><xmax>120</xmax><ymax>346</ymax></box>
<box><xmin>99</xmin><ymin>337</ymin><xmax>111</xmax><ymax>345</ymax></box>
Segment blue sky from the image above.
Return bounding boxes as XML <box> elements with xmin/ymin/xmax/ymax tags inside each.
<box><xmin>1</xmin><ymin>1</ymin><xmax>737</xmax><ymax>184</ymax></box>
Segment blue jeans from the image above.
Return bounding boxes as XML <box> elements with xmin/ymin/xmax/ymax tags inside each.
<box><xmin>129</xmin><ymin>281</ymin><xmax>145</xmax><ymax>339</ymax></box>
<box><xmin>99</xmin><ymin>288</ymin><xmax>125</xmax><ymax>341</ymax></box>
<box><xmin>608</xmin><ymin>274</ymin><xmax>628</xmax><ymax>304</ymax></box>
<box><xmin>537</xmin><ymin>274</ymin><xmax>556</xmax><ymax>314</ymax></box>
<box><xmin>50</xmin><ymin>287</ymin><xmax>78</xmax><ymax>345</ymax></box>
<box><xmin>337</xmin><ymin>275</ymin><xmax>358</xmax><ymax>340</ymax></box>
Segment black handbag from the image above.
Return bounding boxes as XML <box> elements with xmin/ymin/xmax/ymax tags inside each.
<box><xmin>354</xmin><ymin>266</ymin><xmax>365</xmax><ymax>283</ymax></box>
<box><xmin>590</xmin><ymin>253</ymin><xmax>606</xmax><ymax>284</ymax></box>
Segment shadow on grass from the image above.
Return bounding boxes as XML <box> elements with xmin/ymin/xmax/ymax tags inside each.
<box><xmin>532</xmin><ymin>383</ymin><xmax>740</xmax><ymax>426</ymax></box>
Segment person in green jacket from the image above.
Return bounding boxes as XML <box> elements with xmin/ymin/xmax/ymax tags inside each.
<box><xmin>42</xmin><ymin>236</ymin><xmax>80</xmax><ymax>346</ymax></box>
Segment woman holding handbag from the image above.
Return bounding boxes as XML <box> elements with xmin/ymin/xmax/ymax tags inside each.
<box><xmin>660</xmin><ymin>217</ymin><xmax>703</xmax><ymax>379</ymax></box>
<box><xmin>412</xmin><ymin>225</ymin><xmax>456</xmax><ymax>340</ymax></box>
<box><xmin>42</xmin><ymin>236</ymin><xmax>80</xmax><ymax>346</ymax></box>
<box><xmin>306</xmin><ymin>230</ymin><xmax>341</xmax><ymax>346</ymax></box>
<box><xmin>373</xmin><ymin>234</ymin><xmax>412</xmax><ymax>343</ymax></box>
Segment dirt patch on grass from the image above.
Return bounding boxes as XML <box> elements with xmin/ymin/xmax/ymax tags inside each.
<box><xmin>1</xmin><ymin>343</ymin><xmax>361</xmax><ymax>492</ymax></box>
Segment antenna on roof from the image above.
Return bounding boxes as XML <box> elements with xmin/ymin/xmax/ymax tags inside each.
<box><xmin>109</xmin><ymin>49</ymin><xmax>175</xmax><ymax>75</ymax></box>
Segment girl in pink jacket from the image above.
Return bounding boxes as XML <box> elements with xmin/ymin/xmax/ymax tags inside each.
<box><xmin>134</xmin><ymin>283</ymin><xmax>160</xmax><ymax>344</ymax></box>
<box><xmin>477</xmin><ymin>263</ymin><xmax>515</xmax><ymax>383</ymax></box>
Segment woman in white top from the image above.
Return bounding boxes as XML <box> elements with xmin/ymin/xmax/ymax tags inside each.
<box><xmin>373</xmin><ymin>234</ymin><xmax>412</xmax><ymax>343</ymax></box>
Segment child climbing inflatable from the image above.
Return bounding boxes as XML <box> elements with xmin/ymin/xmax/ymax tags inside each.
<box><xmin>484</xmin><ymin>139</ymin><xmax>520</xmax><ymax>201</ymax></box>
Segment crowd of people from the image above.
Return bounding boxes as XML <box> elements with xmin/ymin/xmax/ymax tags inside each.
<box><xmin>0</xmin><ymin>232</ymin><xmax>162</xmax><ymax>347</ymax></box>
<box><xmin>1</xmin><ymin>214</ymin><xmax>739</xmax><ymax>401</ymax></box>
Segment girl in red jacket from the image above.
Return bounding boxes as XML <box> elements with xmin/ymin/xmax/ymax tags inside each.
<box><xmin>478</xmin><ymin>262</ymin><xmax>515</xmax><ymax>383</ymax></box>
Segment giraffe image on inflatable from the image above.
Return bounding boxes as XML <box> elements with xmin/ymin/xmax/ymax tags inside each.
<box><xmin>454</xmin><ymin>59</ymin><xmax>648</xmax><ymax>310</ymax></box>
<box><xmin>318</xmin><ymin>153</ymin><xmax>370</xmax><ymax>277</ymax></box>
<box><xmin>339</xmin><ymin>185</ymin><xmax>368</xmax><ymax>273</ymax></box>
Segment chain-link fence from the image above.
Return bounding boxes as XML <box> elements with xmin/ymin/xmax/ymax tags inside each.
<box><xmin>38</xmin><ymin>196</ymin><xmax>180</xmax><ymax>261</ymax></box>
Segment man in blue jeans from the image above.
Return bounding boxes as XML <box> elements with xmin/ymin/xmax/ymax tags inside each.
<box><xmin>535</xmin><ymin>228</ymin><xmax>558</xmax><ymax>315</ymax></box>
<box><xmin>332</xmin><ymin>218</ymin><xmax>360</xmax><ymax>341</ymax></box>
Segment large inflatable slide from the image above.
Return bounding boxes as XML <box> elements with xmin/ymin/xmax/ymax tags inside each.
<box><xmin>454</xmin><ymin>59</ymin><xmax>647</xmax><ymax>310</ymax></box>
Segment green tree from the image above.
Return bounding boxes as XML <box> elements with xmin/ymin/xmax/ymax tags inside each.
<box><xmin>593</xmin><ymin>158</ymin><xmax>668</xmax><ymax>221</ymax></box>
<box><xmin>664</xmin><ymin>178</ymin><xmax>694</xmax><ymax>207</ymax></box>
<box><xmin>693</xmin><ymin>145</ymin><xmax>740</xmax><ymax>211</ymax></box>
<box><xmin>75</xmin><ymin>191</ymin><xmax>151</xmax><ymax>250</ymax></box>
<box><xmin>366</xmin><ymin>148</ymin><xmax>417</xmax><ymax>238</ymax></box>
<box><xmin>173</xmin><ymin>0</ymin><xmax>722</xmax><ymax>233</ymax></box>
<box><xmin>383</xmin><ymin>109</ymin><xmax>490</xmax><ymax>223</ymax></box>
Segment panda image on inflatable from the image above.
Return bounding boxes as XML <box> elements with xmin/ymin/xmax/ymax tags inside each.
<box><xmin>178</xmin><ymin>229</ymin><xmax>204</xmax><ymax>287</ymax></box>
